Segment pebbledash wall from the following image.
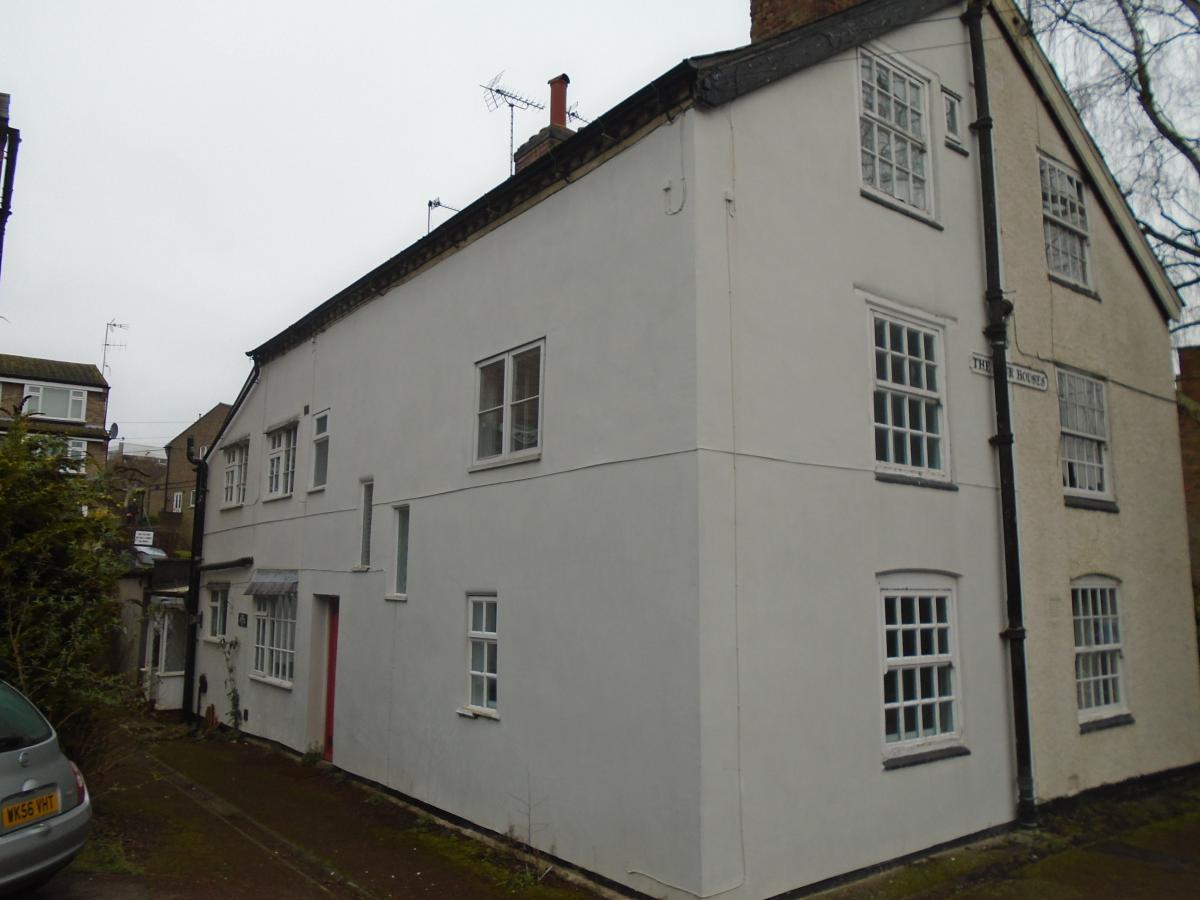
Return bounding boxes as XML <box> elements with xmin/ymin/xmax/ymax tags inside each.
<box><xmin>985</xmin><ymin>3</ymin><xmax>1200</xmax><ymax>800</ymax></box>
<box><xmin>195</xmin><ymin>3</ymin><xmax>1200</xmax><ymax>898</ymax></box>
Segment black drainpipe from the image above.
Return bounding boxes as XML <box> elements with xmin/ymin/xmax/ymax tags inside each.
<box><xmin>180</xmin><ymin>437</ymin><xmax>207</xmax><ymax>724</ymax></box>
<box><xmin>965</xmin><ymin>0</ymin><xmax>1037</xmax><ymax>827</ymax></box>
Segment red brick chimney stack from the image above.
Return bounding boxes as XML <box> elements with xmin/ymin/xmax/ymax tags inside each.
<box><xmin>549</xmin><ymin>74</ymin><xmax>570</xmax><ymax>129</ymax></box>
<box><xmin>750</xmin><ymin>0</ymin><xmax>868</xmax><ymax>42</ymax></box>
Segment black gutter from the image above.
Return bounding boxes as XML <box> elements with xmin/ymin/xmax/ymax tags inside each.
<box><xmin>965</xmin><ymin>0</ymin><xmax>1037</xmax><ymax>827</ymax></box>
<box><xmin>180</xmin><ymin>436</ymin><xmax>207</xmax><ymax>724</ymax></box>
<box><xmin>0</xmin><ymin>99</ymin><xmax>20</xmax><ymax>286</ymax></box>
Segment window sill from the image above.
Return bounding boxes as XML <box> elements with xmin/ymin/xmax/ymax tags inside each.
<box><xmin>384</xmin><ymin>593</ymin><xmax>408</xmax><ymax>603</ymax></box>
<box><xmin>1048</xmin><ymin>273</ymin><xmax>1100</xmax><ymax>301</ymax></box>
<box><xmin>456</xmin><ymin>706</ymin><xmax>499</xmax><ymax>721</ymax></box>
<box><xmin>883</xmin><ymin>744</ymin><xmax>970</xmax><ymax>770</ymax></box>
<box><xmin>875</xmin><ymin>471</ymin><xmax>958</xmax><ymax>491</ymax></box>
<box><xmin>469</xmin><ymin>450</ymin><xmax>542</xmax><ymax>473</ymax></box>
<box><xmin>307</xmin><ymin>485</ymin><xmax>326</xmax><ymax>495</ymax></box>
<box><xmin>249</xmin><ymin>674</ymin><xmax>293</xmax><ymax>691</ymax></box>
<box><xmin>945</xmin><ymin>139</ymin><xmax>969</xmax><ymax>157</ymax></box>
<box><xmin>351</xmin><ymin>565</ymin><xmax>370</xmax><ymax>573</ymax></box>
<box><xmin>1064</xmin><ymin>495</ymin><xmax>1119</xmax><ymax>514</ymax></box>
<box><xmin>220</xmin><ymin>502</ymin><xmax>244</xmax><ymax>512</ymax></box>
<box><xmin>201</xmin><ymin>636</ymin><xmax>228</xmax><ymax>645</ymax></box>
<box><xmin>1080</xmin><ymin>712</ymin><xmax>1134</xmax><ymax>734</ymax></box>
<box><xmin>859</xmin><ymin>188</ymin><xmax>944</xmax><ymax>231</ymax></box>
<box><xmin>263</xmin><ymin>493</ymin><xmax>293</xmax><ymax>504</ymax></box>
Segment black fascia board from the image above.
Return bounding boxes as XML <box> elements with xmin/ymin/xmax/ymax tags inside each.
<box><xmin>694</xmin><ymin>0</ymin><xmax>963</xmax><ymax>107</ymax></box>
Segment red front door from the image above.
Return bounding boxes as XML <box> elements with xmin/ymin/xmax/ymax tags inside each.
<box><xmin>323</xmin><ymin>599</ymin><xmax>339</xmax><ymax>761</ymax></box>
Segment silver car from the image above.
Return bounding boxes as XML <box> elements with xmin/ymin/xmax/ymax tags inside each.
<box><xmin>0</xmin><ymin>682</ymin><xmax>91</xmax><ymax>894</ymax></box>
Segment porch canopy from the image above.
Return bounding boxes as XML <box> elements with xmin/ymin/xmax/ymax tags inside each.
<box><xmin>244</xmin><ymin>569</ymin><xmax>299</xmax><ymax>596</ymax></box>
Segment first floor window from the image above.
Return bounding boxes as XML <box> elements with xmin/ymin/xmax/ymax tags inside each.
<box><xmin>394</xmin><ymin>506</ymin><xmax>410</xmax><ymax>595</ymax></box>
<box><xmin>171</xmin><ymin>491</ymin><xmax>183</xmax><ymax>513</ymax></box>
<box><xmin>266</xmin><ymin>425</ymin><xmax>298</xmax><ymax>496</ymax></box>
<box><xmin>359</xmin><ymin>480</ymin><xmax>374</xmax><ymax>568</ymax></box>
<box><xmin>189</xmin><ymin>489</ymin><xmax>196</xmax><ymax>508</ymax></box>
<box><xmin>476</xmin><ymin>340</ymin><xmax>544</xmax><ymax>463</ymax></box>
<box><xmin>312</xmin><ymin>411</ymin><xmax>330</xmax><ymax>488</ymax></box>
<box><xmin>208</xmin><ymin>587</ymin><xmax>229</xmax><ymax>638</ymax></box>
<box><xmin>1058</xmin><ymin>369</ymin><xmax>1109</xmax><ymax>496</ymax></box>
<box><xmin>1072</xmin><ymin>578</ymin><xmax>1123</xmax><ymax>713</ymax></box>
<box><xmin>24</xmin><ymin>384</ymin><xmax>86</xmax><ymax>420</ymax></box>
<box><xmin>468</xmin><ymin>595</ymin><xmax>498</xmax><ymax>711</ymax></box>
<box><xmin>881</xmin><ymin>578</ymin><xmax>958</xmax><ymax>745</ymax></box>
<box><xmin>253</xmin><ymin>593</ymin><xmax>297</xmax><ymax>683</ymax></box>
<box><xmin>223</xmin><ymin>442</ymin><xmax>248</xmax><ymax>505</ymax></box>
<box><xmin>871</xmin><ymin>308</ymin><xmax>946</xmax><ymax>476</ymax></box>
<box><xmin>1040</xmin><ymin>155</ymin><xmax>1090</xmax><ymax>286</ymax></box>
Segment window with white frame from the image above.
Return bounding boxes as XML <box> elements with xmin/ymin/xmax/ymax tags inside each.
<box><xmin>1071</xmin><ymin>578</ymin><xmax>1124</xmax><ymax>714</ymax></box>
<box><xmin>359</xmin><ymin>480</ymin><xmax>374</xmax><ymax>568</ymax></box>
<box><xmin>872</xmin><ymin>309</ymin><xmax>946</xmax><ymax>476</ymax></box>
<box><xmin>943</xmin><ymin>89</ymin><xmax>963</xmax><ymax>147</ymax></box>
<box><xmin>171</xmin><ymin>491</ymin><xmax>183</xmax><ymax>513</ymax></box>
<box><xmin>1057</xmin><ymin>369</ymin><xmax>1110</xmax><ymax>496</ymax></box>
<box><xmin>859</xmin><ymin>49</ymin><xmax>930</xmax><ymax>212</ymax></box>
<box><xmin>253</xmin><ymin>593</ymin><xmax>296</xmax><ymax>683</ymax></box>
<box><xmin>208</xmin><ymin>587</ymin><xmax>229</xmax><ymax>639</ymax></box>
<box><xmin>468</xmin><ymin>595</ymin><xmax>498</xmax><ymax>711</ymax></box>
<box><xmin>393</xmin><ymin>505</ymin><xmax>410</xmax><ymax>595</ymax></box>
<box><xmin>189</xmin><ymin>489</ymin><xmax>196</xmax><ymax>508</ymax></box>
<box><xmin>24</xmin><ymin>384</ymin><xmax>87</xmax><ymax>421</ymax></box>
<box><xmin>881</xmin><ymin>577</ymin><xmax>959</xmax><ymax>746</ymax></box>
<box><xmin>266</xmin><ymin>424</ymin><xmax>297</xmax><ymax>497</ymax></box>
<box><xmin>311</xmin><ymin>411</ymin><xmax>330</xmax><ymax>489</ymax></box>
<box><xmin>223</xmin><ymin>442</ymin><xmax>248</xmax><ymax>505</ymax></box>
<box><xmin>1040</xmin><ymin>155</ymin><xmax>1090</xmax><ymax>286</ymax></box>
<box><xmin>66</xmin><ymin>439</ymin><xmax>88</xmax><ymax>460</ymax></box>
<box><xmin>476</xmin><ymin>340</ymin><xmax>544</xmax><ymax>463</ymax></box>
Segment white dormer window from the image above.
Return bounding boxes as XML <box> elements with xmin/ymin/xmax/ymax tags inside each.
<box><xmin>24</xmin><ymin>384</ymin><xmax>87</xmax><ymax>421</ymax></box>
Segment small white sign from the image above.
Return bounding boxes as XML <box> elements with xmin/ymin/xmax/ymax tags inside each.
<box><xmin>133</xmin><ymin>530</ymin><xmax>154</xmax><ymax>547</ymax></box>
<box><xmin>970</xmin><ymin>353</ymin><xmax>1049</xmax><ymax>392</ymax></box>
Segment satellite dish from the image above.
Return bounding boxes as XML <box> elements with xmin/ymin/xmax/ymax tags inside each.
<box><xmin>109</xmin><ymin>422</ymin><xmax>119</xmax><ymax>439</ymax></box>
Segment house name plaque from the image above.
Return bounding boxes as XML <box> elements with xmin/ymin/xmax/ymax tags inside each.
<box><xmin>969</xmin><ymin>353</ymin><xmax>1049</xmax><ymax>391</ymax></box>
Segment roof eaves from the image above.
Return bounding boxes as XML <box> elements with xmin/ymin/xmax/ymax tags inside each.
<box><xmin>989</xmin><ymin>0</ymin><xmax>1181</xmax><ymax>322</ymax></box>
<box><xmin>693</xmin><ymin>0</ymin><xmax>963</xmax><ymax>107</ymax></box>
<box><xmin>249</xmin><ymin>61</ymin><xmax>700</xmax><ymax>365</ymax></box>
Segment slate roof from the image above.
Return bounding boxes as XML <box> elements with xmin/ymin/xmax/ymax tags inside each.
<box><xmin>0</xmin><ymin>354</ymin><xmax>108</xmax><ymax>388</ymax></box>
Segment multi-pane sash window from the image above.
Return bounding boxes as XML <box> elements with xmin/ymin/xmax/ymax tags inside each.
<box><xmin>1057</xmin><ymin>370</ymin><xmax>1109</xmax><ymax>495</ymax></box>
<box><xmin>24</xmin><ymin>384</ymin><xmax>87</xmax><ymax>421</ymax></box>
<box><xmin>266</xmin><ymin>425</ymin><xmax>298</xmax><ymax>496</ymax></box>
<box><xmin>872</xmin><ymin>312</ymin><xmax>944</xmax><ymax>475</ymax></box>
<box><xmin>476</xmin><ymin>340</ymin><xmax>544</xmax><ymax>463</ymax></box>
<box><xmin>1040</xmin><ymin>156</ymin><xmax>1090</xmax><ymax>286</ymax></box>
<box><xmin>66</xmin><ymin>439</ymin><xmax>87</xmax><ymax>460</ymax></box>
<box><xmin>882</xmin><ymin>587</ymin><xmax>957</xmax><ymax>744</ymax></box>
<box><xmin>253</xmin><ymin>593</ymin><xmax>297</xmax><ymax>683</ymax></box>
<box><xmin>1072</xmin><ymin>579</ymin><xmax>1123</xmax><ymax>712</ymax></box>
<box><xmin>189</xmin><ymin>489</ymin><xmax>196</xmax><ymax>508</ymax></box>
<box><xmin>468</xmin><ymin>596</ymin><xmax>498</xmax><ymax>711</ymax></box>
<box><xmin>860</xmin><ymin>51</ymin><xmax>930</xmax><ymax>212</ymax></box>
<box><xmin>394</xmin><ymin>506</ymin><xmax>410</xmax><ymax>595</ymax></box>
<box><xmin>208</xmin><ymin>588</ymin><xmax>229</xmax><ymax>639</ymax></box>
<box><xmin>223</xmin><ymin>442</ymin><xmax>248</xmax><ymax>505</ymax></box>
<box><xmin>171</xmin><ymin>492</ymin><xmax>183</xmax><ymax>513</ymax></box>
<box><xmin>359</xmin><ymin>481</ymin><xmax>374</xmax><ymax>568</ymax></box>
<box><xmin>312</xmin><ymin>411</ymin><xmax>330</xmax><ymax>488</ymax></box>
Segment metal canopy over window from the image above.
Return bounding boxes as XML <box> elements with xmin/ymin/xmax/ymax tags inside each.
<box><xmin>244</xmin><ymin>569</ymin><xmax>299</xmax><ymax>596</ymax></box>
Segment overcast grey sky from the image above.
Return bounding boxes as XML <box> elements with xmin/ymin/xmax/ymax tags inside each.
<box><xmin>1</xmin><ymin>1</ymin><xmax>749</xmax><ymax>447</ymax></box>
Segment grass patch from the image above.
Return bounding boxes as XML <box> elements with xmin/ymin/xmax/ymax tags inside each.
<box><xmin>72</xmin><ymin>832</ymin><xmax>143</xmax><ymax>876</ymax></box>
<box><xmin>405</xmin><ymin>827</ymin><xmax>580</xmax><ymax>898</ymax></box>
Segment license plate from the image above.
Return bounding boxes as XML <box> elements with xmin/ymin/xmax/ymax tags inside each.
<box><xmin>2</xmin><ymin>790</ymin><xmax>59</xmax><ymax>829</ymax></box>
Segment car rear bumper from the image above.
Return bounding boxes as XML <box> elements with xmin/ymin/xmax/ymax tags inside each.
<box><xmin>0</xmin><ymin>793</ymin><xmax>91</xmax><ymax>894</ymax></box>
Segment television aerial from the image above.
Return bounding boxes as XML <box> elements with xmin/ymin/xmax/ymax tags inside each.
<box><xmin>481</xmin><ymin>72</ymin><xmax>544</xmax><ymax>176</ymax></box>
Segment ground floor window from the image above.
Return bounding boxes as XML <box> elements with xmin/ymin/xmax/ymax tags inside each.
<box><xmin>208</xmin><ymin>587</ymin><xmax>229</xmax><ymax>639</ymax></box>
<box><xmin>1072</xmin><ymin>577</ymin><xmax>1123</xmax><ymax>713</ymax></box>
<box><xmin>254</xmin><ymin>593</ymin><xmax>297</xmax><ymax>684</ymax></box>
<box><xmin>468</xmin><ymin>594</ymin><xmax>497</xmax><ymax>711</ymax></box>
<box><xmin>881</xmin><ymin>575</ymin><xmax>959</xmax><ymax>746</ymax></box>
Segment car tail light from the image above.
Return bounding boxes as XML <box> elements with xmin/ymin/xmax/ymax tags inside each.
<box><xmin>68</xmin><ymin>761</ymin><xmax>87</xmax><ymax>805</ymax></box>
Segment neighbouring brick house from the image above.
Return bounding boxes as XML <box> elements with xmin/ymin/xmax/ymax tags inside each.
<box><xmin>0</xmin><ymin>353</ymin><xmax>110</xmax><ymax>468</ymax></box>
<box><xmin>146</xmin><ymin>403</ymin><xmax>230</xmax><ymax>555</ymax></box>
<box><xmin>1177</xmin><ymin>347</ymin><xmax>1200</xmax><ymax>601</ymax></box>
